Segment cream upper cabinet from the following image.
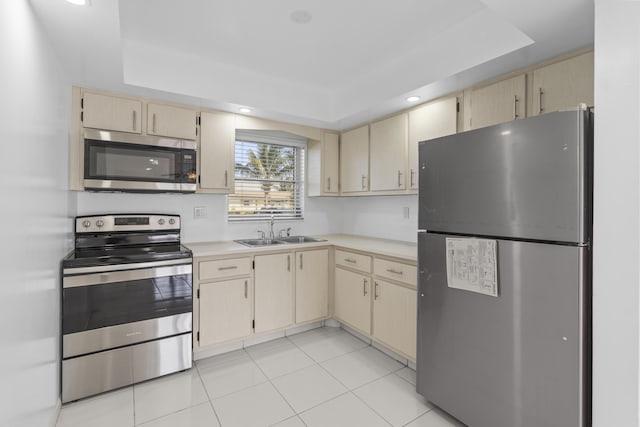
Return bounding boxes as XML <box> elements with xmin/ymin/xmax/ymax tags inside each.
<box><xmin>340</xmin><ymin>125</ymin><xmax>370</xmax><ymax>194</ymax></box>
<box><xmin>372</xmin><ymin>279</ymin><xmax>417</xmax><ymax>360</ymax></box>
<box><xmin>370</xmin><ymin>114</ymin><xmax>408</xmax><ymax>192</ymax></box>
<box><xmin>295</xmin><ymin>249</ymin><xmax>329</xmax><ymax>324</ymax></box>
<box><xmin>147</xmin><ymin>103</ymin><xmax>198</xmax><ymax>140</ymax></box>
<box><xmin>199</xmin><ymin>278</ymin><xmax>253</xmax><ymax>347</ymax></box>
<box><xmin>531</xmin><ymin>51</ymin><xmax>594</xmax><ymax>116</ymax></box>
<box><xmin>408</xmin><ymin>96</ymin><xmax>458</xmax><ymax>191</ymax></box>
<box><xmin>82</xmin><ymin>92</ymin><xmax>142</xmax><ymax>134</ymax></box>
<box><xmin>199</xmin><ymin>111</ymin><xmax>235</xmax><ymax>193</ymax></box>
<box><xmin>307</xmin><ymin>132</ymin><xmax>339</xmax><ymax>196</ymax></box>
<box><xmin>334</xmin><ymin>267</ymin><xmax>371</xmax><ymax>335</ymax></box>
<box><xmin>464</xmin><ymin>74</ymin><xmax>526</xmax><ymax>131</ymax></box>
<box><xmin>254</xmin><ymin>252</ymin><xmax>294</xmax><ymax>333</ymax></box>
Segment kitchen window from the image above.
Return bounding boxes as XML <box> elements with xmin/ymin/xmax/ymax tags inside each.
<box><xmin>228</xmin><ymin>130</ymin><xmax>305</xmax><ymax>220</ymax></box>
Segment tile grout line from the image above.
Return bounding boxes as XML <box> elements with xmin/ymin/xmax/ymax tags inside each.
<box><xmin>194</xmin><ymin>360</ymin><xmax>225</xmax><ymax>427</ymax></box>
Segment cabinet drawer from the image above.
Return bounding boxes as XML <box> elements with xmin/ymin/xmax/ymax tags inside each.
<box><xmin>199</xmin><ymin>257</ymin><xmax>251</xmax><ymax>281</ymax></box>
<box><xmin>335</xmin><ymin>250</ymin><xmax>372</xmax><ymax>273</ymax></box>
<box><xmin>374</xmin><ymin>258</ymin><xmax>416</xmax><ymax>287</ymax></box>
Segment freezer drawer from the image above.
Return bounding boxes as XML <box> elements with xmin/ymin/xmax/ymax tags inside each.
<box><xmin>418</xmin><ymin>108</ymin><xmax>592</xmax><ymax>244</ymax></box>
<box><xmin>416</xmin><ymin>232</ymin><xmax>589</xmax><ymax>427</ymax></box>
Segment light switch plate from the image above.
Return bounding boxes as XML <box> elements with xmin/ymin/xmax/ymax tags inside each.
<box><xmin>194</xmin><ymin>206</ymin><xmax>207</xmax><ymax>219</ymax></box>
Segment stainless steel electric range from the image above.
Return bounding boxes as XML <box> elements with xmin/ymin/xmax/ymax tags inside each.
<box><xmin>61</xmin><ymin>214</ymin><xmax>193</xmax><ymax>403</ymax></box>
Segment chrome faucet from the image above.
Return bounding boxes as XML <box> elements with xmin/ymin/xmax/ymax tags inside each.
<box><xmin>268</xmin><ymin>215</ymin><xmax>275</xmax><ymax>239</ymax></box>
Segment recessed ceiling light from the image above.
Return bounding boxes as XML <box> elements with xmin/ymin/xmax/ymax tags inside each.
<box><xmin>291</xmin><ymin>10</ymin><xmax>312</xmax><ymax>24</ymax></box>
<box><xmin>239</xmin><ymin>108</ymin><xmax>252</xmax><ymax>114</ymax></box>
<box><xmin>65</xmin><ymin>0</ymin><xmax>89</xmax><ymax>5</ymax></box>
<box><xmin>406</xmin><ymin>96</ymin><xmax>421</xmax><ymax>102</ymax></box>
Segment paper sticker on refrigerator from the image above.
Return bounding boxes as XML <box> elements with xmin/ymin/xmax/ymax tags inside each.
<box><xmin>445</xmin><ymin>237</ymin><xmax>498</xmax><ymax>297</ymax></box>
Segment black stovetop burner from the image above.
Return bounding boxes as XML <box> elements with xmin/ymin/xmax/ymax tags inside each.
<box><xmin>63</xmin><ymin>214</ymin><xmax>191</xmax><ymax>269</ymax></box>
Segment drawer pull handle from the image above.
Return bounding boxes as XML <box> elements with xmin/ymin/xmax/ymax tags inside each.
<box><xmin>386</xmin><ymin>268</ymin><xmax>403</xmax><ymax>275</ymax></box>
<box><xmin>363</xmin><ymin>278</ymin><xmax>368</xmax><ymax>296</ymax></box>
<box><xmin>374</xmin><ymin>281</ymin><xmax>379</xmax><ymax>300</ymax></box>
<box><xmin>244</xmin><ymin>280</ymin><xmax>248</xmax><ymax>299</ymax></box>
<box><xmin>218</xmin><ymin>266</ymin><xmax>238</xmax><ymax>271</ymax></box>
<box><xmin>344</xmin><ymin>258</ymin><xmax>357</xmax><ymax>264</ymax></box>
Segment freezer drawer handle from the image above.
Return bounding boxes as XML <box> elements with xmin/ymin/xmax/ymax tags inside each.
<box><xmin>386</xmin><ymin>268</ymin><xmax>403</xmax><ymax>275</ymax></box>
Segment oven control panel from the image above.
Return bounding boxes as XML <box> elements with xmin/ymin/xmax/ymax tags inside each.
<box><xmin>76</xmin><ymin>214</ymin><xmax>180</xmax><ymax>233</ymax></box>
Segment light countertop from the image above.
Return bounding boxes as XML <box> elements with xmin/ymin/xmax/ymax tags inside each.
<box><xmin>185</xmin><ymin>234</ymin><xmax>417</xmax><ymax>262</ymax></box>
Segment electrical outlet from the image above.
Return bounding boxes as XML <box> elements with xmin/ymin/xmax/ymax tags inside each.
<box><xmin>194</xmin><ymin>206</ymin><xmax>207</xmax><ymax>219</ymax></box>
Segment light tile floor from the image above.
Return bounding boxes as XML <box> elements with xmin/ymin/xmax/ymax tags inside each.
<box><xmin>56</xmin><ymin>326</ymin><xmax>465</xmax><ymax>427</ymax></box>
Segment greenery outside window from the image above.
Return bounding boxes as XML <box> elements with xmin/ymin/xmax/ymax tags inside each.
<box><xmin>228</xmin><ymin>130</ymin><xmax>305</xmax><ymax>220</ymax></box>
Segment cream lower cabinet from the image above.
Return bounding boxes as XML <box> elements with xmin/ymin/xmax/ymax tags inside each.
<box><xmin>295</xmin><ymin>249</ymin><xmax>329</xmax><ymax>323</ymax></box>
<box><xmin>254</xmin><ymin>252</ymin><xmax>294</xmax><ymax>333</ymax></box>
<box><xmin>372</xmin><ymin>279</ymin><xmax>417</xmax><ymax>359</ymax></box>
<box><xmin>334</xmin><ymin>267</ymin><xmax>372</xmax><ymax>335</ymax></box>
<box><xmin>199</xmin><ymin>278</ymin><xmax>253</xmax><ymax>347</ymax></box>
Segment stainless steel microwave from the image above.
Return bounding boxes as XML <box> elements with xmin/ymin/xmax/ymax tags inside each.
<box><xmin>83</xmin><ymin>129</ymin><xmax>197</xmax><ymax>193</ymax></box>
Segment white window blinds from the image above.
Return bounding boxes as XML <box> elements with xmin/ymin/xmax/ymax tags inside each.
<box><xmin>228</xmin><ymin>131</ymin><xmax>305</xmax><ymax>220</ymax></box>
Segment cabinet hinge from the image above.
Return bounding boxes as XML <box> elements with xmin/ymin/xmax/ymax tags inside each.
<box><xmin>456</xmin><ymin>101</ymin><xmax>460</xmax><ymax>113</ymax></box>
<box><xmin>196</xmin><ymin>331</ymin><xmax>200</xmax><ymax>341</ymax></box>
<box><xmin>80</xmin><ymin>111</ymin><xmax>83</xmax><ymax>123</ymax></box>
<box><xmin>252</xmin><ymin>320</ymin><xmax>255</xmax><ymax>329</ymax></box>
<box><xmin>197</xmin><ymin>289</ymin><xmax>200</xmax><ymax>298</ymax></box>
<box><xmin>198</xmin><ymin>175</ymin><xmax>201</xmax><ymax>184</ymax></box>
<box><xmin>81</xmin><ymin>98</ymin><xmax>84</xmax><ymax>109</ymax></box>
<box><xmin>252</xmin><ymin>260</ymin><xmax>255</xmax><ymax>269</ymax></box>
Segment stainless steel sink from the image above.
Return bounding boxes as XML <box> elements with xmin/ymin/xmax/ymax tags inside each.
<box><xmin>234</xmin><ymin>236</ymin><xmax>326</xmax><ymax>247</ymax></box>
<box><xmin>234</xmin><ymin>238</ymin><xmax>286</xmax><ymax>247</ymax></box>
<box><xmin>276</xmin><ymin>236</ymin><xmax>327</xmax><ymax>244</ymax></box>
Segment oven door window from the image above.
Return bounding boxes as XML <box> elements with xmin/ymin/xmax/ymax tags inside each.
<box><xmin>85</xmin><ymin>139</ymin><xmax>183</xmax><ymax>182</ymax></box>
<box><xmin>63</xmin><ymin>273</ymin><xmax>192</xmax><ymax>334</ymax></box>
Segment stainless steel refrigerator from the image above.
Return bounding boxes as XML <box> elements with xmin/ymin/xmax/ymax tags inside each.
<box><xmin>416</xmin><ymin>107</ymin><xmax>592</xmax><ymax>427</ymax></box>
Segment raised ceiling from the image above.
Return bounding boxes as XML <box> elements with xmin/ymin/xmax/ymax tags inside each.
<box><xmin>29</xmin><ymin>0</ymin><xmax>593</xmax><ymax>130</ymax></box>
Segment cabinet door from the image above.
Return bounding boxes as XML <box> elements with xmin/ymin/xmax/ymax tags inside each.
<box><xmin>340</xmin><ymin>125</ymin><xmax>369</xmax><ymax>193</ymax></box>
<box><xmin>254</xmin><ymin>253</ymin><xmax>294</xmax><ymax>333</ymax></box>
<box><xmin>323</xmin><ymin>133</ymin><xmax>340</xmax><ymax>194</ymax></box>
<box><xmin>82</xmin><ymin>92</ymin><xmax>142</xmax><ymax>134</ymax></box>
<box><xmin>372</xmin><ymin>280</ymin><xmax>417</xmax><ymax>359</ymax></box>
<box><xmin>295</xmin><ymin>249</ymin><xmax>329</xmax><ymax>323</ymax></box>
<box><xmin>408</xmin><ymin>97</ymin><xmax>458</xmax><ymax>190</ymax></box>
<box><xmin>370</xmin><ymin>114</ymin><xmax>408</xmax><ymax>191</ymax></box>
<box><xmin>334</xmin><ymin>268</ymin><xmax>371</xmax><ymax>334</ymax></box>
<box><xmin>199</xmin><ymin>278</ymin><xmax>252</xmax><ymax>347</ymax></box>
<box><xmin>465</xmin><ymin>74</ymin><xmax>526</xmax><ymax>130</ymax></box>
<box><xmin>200</xmin><ymin>111</ymin><xmax>235</xmax><ymax>192</ymax></box>
<box><xmin>532</xmin><ymin>51</ymin><xmax>594</xmax><ymax>116</ymax></box>
<box><xmin>147</xmin><ymin>103</ymin><xmax>198</xmax><ymax>140</ymax></box>
<box><xmin>307</xmin><ymin>132</ymin><xmax>339</xmax><ymax>197</ymax></box>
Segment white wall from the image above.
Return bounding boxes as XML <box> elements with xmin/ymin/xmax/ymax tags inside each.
<box><xmin>342</xmin><ymin>195</ymin><xmax>419</xmax><ymax>243</ymax></box>
<box><xmin>0</xmin><ymin>1</ymin><xmax>74</xmax><ymax>426</ymax></box>
<box><xmin>592</xmin><ymin>2</ymin><xmax>640</xmax><ymax>425</ymax></box>
<box><xmin>77</xmin><ymin>192</ymin><xmax>344</xmax><ymax>243</ymax></box>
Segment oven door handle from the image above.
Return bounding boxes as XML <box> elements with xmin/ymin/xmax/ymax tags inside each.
<box><xmin>63</xmin><ymin>264</ymin><xmax>192</xmax><ymax>289</ymax></box>
<box><xmin>63</xmin><ymin>258</ymin><xmax>192</xmax><ymax>276</ymax></box>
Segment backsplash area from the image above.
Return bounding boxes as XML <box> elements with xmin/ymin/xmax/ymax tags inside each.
<box><xmin>76</xmin><ymin>192</ymin><xmax>419</xmax><ymax>243</ymax></box>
